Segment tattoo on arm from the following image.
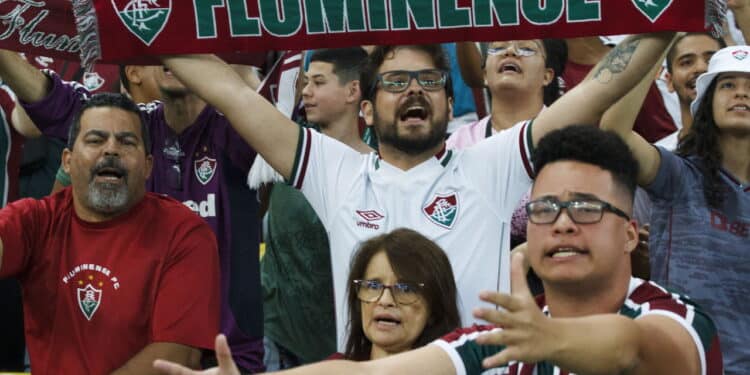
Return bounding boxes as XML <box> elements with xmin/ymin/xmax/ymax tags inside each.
<box><xmin>593</xmin><ymin>35</ymin><xmax>644</xmax><ymax>83</ymax></box>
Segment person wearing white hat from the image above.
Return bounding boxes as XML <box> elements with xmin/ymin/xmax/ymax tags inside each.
<box><xmin>603</xmin><ymin>45</ymin><xmax>750</xmax><ymax>375</ymax></box>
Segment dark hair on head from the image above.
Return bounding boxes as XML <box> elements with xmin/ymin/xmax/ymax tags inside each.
<box><xmin>532</xmin><ymin>125</ymin><xmax>639</xmax><ymax>204</ymax></box>
<box><xmin>360</xmin><ymin>45</ymin><xmax>453</xmax><ymax>102</ymax></box>
<box><xmin>309</xmin><ymin>47</ymin><xmax>369</xmax><ymax>84</ymax></box>
<box><xmin>118</xmin><ymin>65</ymin><xmax>130</xmax><ymax>93</ymax></box>
<box><xmin>665</xmin><ymin>32</ymin><xmax>725</xmax><ymax>74</ymax></box>
<box><xmin>68</xmin><ymin>92</ymin><xmax>151</xmax><ymax>155</ymax></box>
<box><xmin>541</xmin><ymin>39</ymin><xmax>567</xmax><ymax>106</ymax></box>
<box><xmin>676</xmin><ymin>78</ymin><xmax>725</xmax><ymax>207</ymax></box>
<box><xmin>344</xmin><ymin>228</ymin><xmax>461</xmax><ymax>361</ymax></box>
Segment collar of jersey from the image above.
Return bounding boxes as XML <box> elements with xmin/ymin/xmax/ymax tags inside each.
<box><xmin>374</xmin><ymin>144</ymin><xmax>453</xmax><ymax>170</ymax></box>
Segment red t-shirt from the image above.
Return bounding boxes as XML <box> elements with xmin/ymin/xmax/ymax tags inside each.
<box><xmin>0</xmin><ymin>189</ymin><xmax>220</xmax><ymax>375</ymax></box>
<box><xmin>563</xmin><ymin>61</ymin><xmax>677</xmax><ymax>143</ymax></box>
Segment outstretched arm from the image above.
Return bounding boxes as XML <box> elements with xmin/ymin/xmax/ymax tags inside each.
<box><xmin>0</xmin><ymin>50</ymin><xmax>51</xmax><ymax>102</ymax></box>
<box><xmin>455</xmin><ymin>42</ymin><xmax>485</xmax><ymax>88</ymax></box>
<box><xmin>531</xmin><ymin>32</ymin><xmax>676</xmax><ymax>148</ymax></box>
<box><xmin>729</xmin><ymin>0</ymin><xmax>750</xmax><ymax>44</ymax></box>
<box><xmin>114</xmin><ymin>343</ymin><xmax>201</xmax><ymax>375</ymax></box>
<box><xmin>162</xmin><ymin>55</ymin><xmax>299</xmax><ymax>180</ymax></box>
<box><xmin>599</xmin><ymin>47</ymin><xmax>670</xmax><ymax>186</ymax></box>
<box><xmin>473</xmin><ymin>253</ymin><xmax>702</xmax><ymax>375</ymax></box>
<box><xmin>155</xmin><ymin>334</ymin><xmax>456</xmax><ymax>375</ymax></box>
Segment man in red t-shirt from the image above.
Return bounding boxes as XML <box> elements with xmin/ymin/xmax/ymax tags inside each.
<box><xmin>0</xmin><ymin>93</ymin><xmax>220</xmax><ymax>375</ymax></box>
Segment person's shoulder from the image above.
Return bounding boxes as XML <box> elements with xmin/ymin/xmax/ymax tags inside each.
<box><xmin>142</xmin><ymin>193</ymin><xmax>202</xmax><ymax>223</ymax></box>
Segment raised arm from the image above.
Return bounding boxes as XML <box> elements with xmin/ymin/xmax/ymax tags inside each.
<box><xmin>531</xmin><ymin>32</ymin><xmax>676</xmax><ymax>148</ymax></box>
<box><xmin>455</xmin><ymin>42</ymin><xmax>485</xmax><ymax>88</ymax></box>
<box><xmin>0</xmin><ymin>50</ymin><xmax>51</xmax><ymax>102</ymax></box>
<box><xmin>600</xmin><ymin>49</ymin><xmax>669</xmax><ymax>186</ymax></box>
<box><xmin>162</xmin><ymin>55</ymin><xmax>299</xmax><ymax>179</ymax></box>
<box><xmin>729</xmin><ymin>0</ymin><xmax>750</xmax><ymax>44</ymax></box>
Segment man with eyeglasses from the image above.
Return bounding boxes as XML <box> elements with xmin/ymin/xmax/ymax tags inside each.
<box><xmin>161</xmin><ymin>33</ymin><xmax>677</xmax><ymax>352</ymax></box>
<box><xmin>155</xmin><ymin>125</ymin><xmax>723</xmax><ymax>375</ymax></box>
<box><xmin>0</xmin><ymin>51</ymin><xmax>266</xmax><ymax>373</ymax></box>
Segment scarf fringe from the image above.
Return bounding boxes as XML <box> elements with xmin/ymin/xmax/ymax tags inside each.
<box><xmin>247</xmin><ymin>155</ymin><xmax>284</xmax><ymax>189</ymax></box>
<box><xmin>706</xmin><ymin>0</ymin><xmax>727</xmax><ymax>38</ymax></box>
<box><xmin>71</xmin><ymin>0</ymin><xmax>102</xmax><ymax>70</ymax></box>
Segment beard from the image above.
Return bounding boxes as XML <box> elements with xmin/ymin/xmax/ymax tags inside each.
<box><xmin>373</xmin><ymin>96</ymin><xmax>449</xmax><ymax>156</ymax></box>
<box><xmin>86</xmin><ymin>157</ymin><xmax>130</xmax><ymax>214</ymax></box>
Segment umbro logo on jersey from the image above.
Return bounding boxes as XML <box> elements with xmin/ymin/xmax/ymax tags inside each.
<box><xmin>423</xmin><ymin>193</ymin><xmax>459</xmax><ymax>229</ymax></box>
<box><xmin>356</xmin><ymin>209</ymin><xmax>384</xmax><ymax>230</ymax></box>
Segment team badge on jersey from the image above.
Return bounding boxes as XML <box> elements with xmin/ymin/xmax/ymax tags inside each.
<box><xmin>77</xmin><ymin>284</ymin><xmax>102</xmax><ymax>321</ymax></box>
<box><xmin>194</xmin><ymin>156</ymin><xmax>217</xmax><ymax>185</ymax></box>
<box><xmin>423</xmin><ymin>193</ymin><xmax>459</xmax><ymax>229</ymax></box>
<box><xmin>631</xmin><ymin>0</ymin><xmax>672</xmax><ymax>22</ymax></box>
<box><xmin>113</xmin><ymin>0</ymin><xmax>172</xmax><ymax>46</ymax></box>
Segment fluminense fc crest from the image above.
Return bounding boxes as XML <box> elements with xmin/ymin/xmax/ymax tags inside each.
<box><xmin>631</xmin><ymin>0</ymin><xmax>672</xmax><ymax>23</ymax></box>
<box><xmin>423</xmin><ymin>193</ymin><xmax>459</xmax><ymax>229</ymax></box>
<box><xmin>113</xmin><ymin>0</ymin><xmax>172</xmax><ymax>46</ymax></box>
<box><xmin>77</xmin><ymin>284</ymin><xmax>102</xmax><ymax>321</ymax></box>
<box><xmin>194</xmin><ymin>156</ymin><xmax>217</xmax><ymax>185</ymax></box>
<box><xmin>82</xmin><ymin>72</ymin><xmax>105</xmax><ymax>91</ymax></box>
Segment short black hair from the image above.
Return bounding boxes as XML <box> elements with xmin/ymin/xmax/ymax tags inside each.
<box><xmin>532</xmin><ymin>125</ymin><xmax>639</xmax><ymax>203</ymax></box>
<box><xmin>118</xmin><ymin>65</ymin><xmax>130</xmax><ymax>93</ymax></box>
<box><xmin>68</xmin><ymin>93</ymin><xmax>151</xmax><ymax>155</ymax></box>
<box><xmin>665</xmin><ymin>32</ymin><xmax>725</xmax><ymax>74</ymax></box>
<box><xmin>309</xmin><ymin>47</ymin><xmax>368</xmax><ymax>84</ymax></box>
<box><xmin>360</xmin><ymin>44</ymin><xmax>453</xmax><ymax>102</ymax></box>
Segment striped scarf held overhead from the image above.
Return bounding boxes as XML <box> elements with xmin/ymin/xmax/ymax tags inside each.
<box><xmin>0</xmin><ymin>0</ymin><xmax>724</xmax><ymax>66</ymax></box>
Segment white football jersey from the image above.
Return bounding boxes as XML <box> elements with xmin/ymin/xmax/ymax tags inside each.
<box><xmin>289</xmin><ymin>121</ymin><xmax>534</xmax><ymax>350</ymax></box>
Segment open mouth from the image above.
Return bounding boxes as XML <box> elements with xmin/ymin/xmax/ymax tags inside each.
<box><xmin>546</xmin><ymin>246</ymin><xmax>588</xmax><ymax>259</ymax></box>
<box><xmin>95</xmin><ymin>167</ymin><xmax>125</xmax><ymax>181</ymax></box>
<box><xmin>730</xmin><ymin>104</ymin><xmax>750</xmax><ymax>112</ymax></box>
<box><xmin>400</xmin><ymin>105</ymin><xmax>428</xmax><ymax>121</ymax></box>
<box><xmin>374</xmin><ymin>313</ymin><xmax>402</xmax><ymax>327</ymax></box>
<box><xmin>499</xmin><ymin>62</ymin><xmax>521</xmax><ymax>73</ymax></box>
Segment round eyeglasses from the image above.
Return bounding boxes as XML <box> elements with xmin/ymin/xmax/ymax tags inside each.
<box><xmin>526</xmin><ymin>198</ymin><xmax>631</xmax><ymax>224</ymax></box>
<box><xmin>487</xmin><ymin>41</ymin><xmax>542</xmax><ymax>58</ymax></box>
<box><xmin>353</xmin><ymin>279</ymin><xmax>425</xmax><ymax>305</ymax></box>
<box><xmin>374</xmin><ymin>69</ymin><xmax>448</xmax><ymax>93</ymax></box>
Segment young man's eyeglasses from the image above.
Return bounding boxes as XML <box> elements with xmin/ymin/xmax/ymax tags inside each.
<box><xmin>375</xmin><ymin>69</ymin><xmax>448</xmax><ymax>93</ymax></box>
<box><xmin>526</xmin><ymin>198</ymin><xmax>631</xmax><ymax>224</ymax></box>
<box><xmin>487</xmin><ymin>41</ymin><xmax>543</xmax><ymax>58</ymax></box>
<box><xmin>353</xmin><ymin>279</ymin><xmax>425</xmax><ymax>305</ymax></box>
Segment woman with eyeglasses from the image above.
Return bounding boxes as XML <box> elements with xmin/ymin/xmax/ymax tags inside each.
<box><xmin>341</xmin><ymin>228</ymin><xmax>461</xmax><ymax>361</ymax></box>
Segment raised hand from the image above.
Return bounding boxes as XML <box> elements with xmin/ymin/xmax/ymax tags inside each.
<box><xmin>154</xmin><ymin>335</ymin><xmax>240</xmax><ymax>375</ymax></box>
<box><xmin>471</xmin><ymin>252</ymin><xmax>558</xmax><ymax>369</ymax></box>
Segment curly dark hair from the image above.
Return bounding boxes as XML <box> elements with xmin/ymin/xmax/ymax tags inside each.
<box><xmin>676</xmin><ymin>78</ymin><xmax>725</xmax><ymax>207</ymax></box>
<box><xmin>532</xmin><ymin>124</ymin><xmax>639</xmax><ymax>203</ymax></box>
<box><xmin>360</xmin><ymin>45</ymin><xmax>453</xmax><ymax>102</ymax></box>
<box><xmin>343</xmin><ymin>228</ymin><xmax>461</xmax><ymax>361</ymax></box>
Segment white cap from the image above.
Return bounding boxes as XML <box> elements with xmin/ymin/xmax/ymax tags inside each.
<box><xmin>691</xmin><ymin>46</ymin><xmax>750</xmax><ymax>117</ymax></box>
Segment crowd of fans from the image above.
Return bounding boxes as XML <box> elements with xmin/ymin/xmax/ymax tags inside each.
<box><xmin>0</xmin><ymin>4</ymin><xmax>748</xmax><ymax>375</ymax></box>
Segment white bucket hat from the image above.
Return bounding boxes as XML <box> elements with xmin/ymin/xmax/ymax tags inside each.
<box><xmin>691</xmin><ymin>45</ymin><xmax>750</xmax><ymax>117</ymax></box>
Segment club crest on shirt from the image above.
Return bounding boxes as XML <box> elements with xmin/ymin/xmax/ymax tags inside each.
<box><xmin>423</xmin><ymin>193</ymin><xmax>459</xmax><ymax>229</ymax></box>
<box><xmin>194</xmin><ymin>156</ymin><xmax>217</xmax><ymax>185</ymax></box>
<box><xmin>113</xmin><ymin>0</ymin><xmax>172</xmax><ymax>46</ymax></box>
<box><xmin>77</xmin><ymin>284</ymin><xmax>102</xmax><ymax>321</ymax></box>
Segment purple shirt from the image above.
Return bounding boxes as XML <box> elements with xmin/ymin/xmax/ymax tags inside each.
<box><xmin>22</xmin><ymin>73</ymin><xmax>264</xmax><ymax>372</ymax></box>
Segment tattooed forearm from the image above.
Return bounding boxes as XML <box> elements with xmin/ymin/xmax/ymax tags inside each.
<box><xmin>593</xmin><ymin>35</ymin><xmax>644</xmax><ymax>83</ymax></box>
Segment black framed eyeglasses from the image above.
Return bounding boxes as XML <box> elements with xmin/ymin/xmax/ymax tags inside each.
<box><xmin>353</xmin><ymin>279</ymin><xmax>425</xmax><ymax>305</ymax></box>
<box><xmin>375</xmin><ymin>69</ymin><xmax>448</xmax><ymax>93</ymax></box>
<box><xmin>525</xmin><ymin>198</ymin><xmax>631</xmax><ymax>224</ymax></box>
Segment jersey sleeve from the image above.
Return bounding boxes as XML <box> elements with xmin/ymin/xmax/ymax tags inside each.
<box><xmin>430</xmin><ymin>325</ymin><xmax>511</xmax><ymax>375</ymax></box>
<box><xmin>287</xmin><ymin>127</ymin><xmax>366</xmax><ymax>225</ymax></box>
<box><xmin>0</xmin><ymin>198</ymin><xmax>43</xmax><ymax>278</ymax></box>
<box><xmin>636</xmin><ymin>288</ymin><xmax>724</xmax><ymax>375</ymax></box>
<box><xmin>150</xmin><ymin>217</ymin><xmax>221</xmax><ymax>350</ymax></box>
<box><xmin>20</xmin><ymin>71</ymin><xmax>91</xmax><ymax>142</ymax></box>
<box><xmin>460</xmin><ymin>120</ymin><xmax>534</xmax><ymax>218</ymax></box>
<box><xmin>217</xmin><ymin>111</ymin><xmax>257</xmax><ymax>174</ymax></box>
<box><xmin>644</xmin><ymin>147</ymin><xmax>692</xmax><ymax>201</ymax></box>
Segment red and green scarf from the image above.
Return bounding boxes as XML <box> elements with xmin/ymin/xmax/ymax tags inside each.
<box><xmin>0</xmin><ymin>0</ymin><xmax>725</xmax><ymax>66</ymax></box>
